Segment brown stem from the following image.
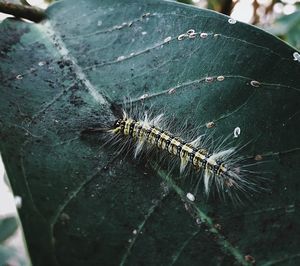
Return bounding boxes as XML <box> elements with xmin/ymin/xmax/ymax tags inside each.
<box><xmin>0</xmin><ymin>1</ymin><xmax>46</xmax><ymax>23</ymax></box>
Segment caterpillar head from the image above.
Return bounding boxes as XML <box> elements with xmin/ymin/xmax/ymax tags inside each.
<box><xmin>111</xmin><ymin>119</ymin><xmax>125</xmax><ymax>134</ymax></box>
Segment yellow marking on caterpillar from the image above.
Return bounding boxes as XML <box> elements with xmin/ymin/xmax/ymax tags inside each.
<box><xmin>132</xmin><ymin>121</ymin><xmax>140</xmax><ymax>139</ymax></box>
<box><xmin>113</xmin><ymin>117</ymin><xmax>229</xmax><ymax>178</ymax></box>
<box><xmin>123</xmin><ymin>119</ymin><xmax>132</xmax><ymax>136</ymax></box>
<box><xmin>159</xmin><ymin>132</ymin><xmax>170</xmax><ymax>150</ymax></box>
<box><xmin>169</xmin><ymin>138</ymin><xmax>180</xmax><ymax>155</ymax></box>
<box><xmin>193</xmin><ymin>151</ymin><xmax>205</xmax><ymax>169</ymax></box>
<box><xmin>182</xmin><ymin>144</ymin><xmax>193</xmax><ymax>154</ymax></box>
<box><xmin>150</xmin><ymin>128</ymin><xmax>160</xmax><ymax>144</ymax></box>
<box><xmin>217</xmin><ymin>163</ymin><xmax>227</xmax><ymax>175</ymax></box>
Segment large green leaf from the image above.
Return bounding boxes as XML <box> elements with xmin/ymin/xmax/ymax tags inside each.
<box><xmin>0</xmin><ymin>0</ymin><xmax>299</xmax><ymax>265</ymax></box>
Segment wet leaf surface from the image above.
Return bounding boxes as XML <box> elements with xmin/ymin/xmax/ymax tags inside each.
<box><xmin>0</xmin><ymin>0</ymin><xmax>300</xmax><ymax>265</ymax></box>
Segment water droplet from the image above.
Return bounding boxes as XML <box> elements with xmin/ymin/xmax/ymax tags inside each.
<box><xmin>128</xmin><ymin>239</ymin><xmax>132</xmax><ymax>243</ymax></box>
<box><xmin>285</xmin><ymin>204</ymin><xmax>295</xmax><ymax>213</ymax></box>
<box><xmin>189</xmin><ymin>32</ymin><xmax>197</xmax><ymax>38</ymax></box>
<box><xmin>186</xmin><ymin>29</ymin><xmax>196</xmax><ymax>38</ymax></box>
<box><xmin>114</xmin><ymin>25</ymin><xmax>123</xmax><ymax>30</ymax></box>
<box><xmin>200</xmin><ymin>32</ymin><xmax>208</xmax><ymax>39</ymax></box>
<box><xmin>244</xmin><ymin>255</ymin><xmax>256</xmax><ymax>264</ymax></box>
<box><xmin>97</xmin><ymin>20</ymin><xmax>102</xmax><ymax>26</ymax></box>
<box><xmin>206</xmin><ymin>121</ymin><xmax>215</xmax><ymax>128</ymax></box>
<box><xmin>38</xmin><ymin>61</ymin><xmax>45</xmax><ymax>66</ymax></box>
<box><xmin>293</xmin><ymin>52</ymin><xmax>300</xmax><ymax>62</ymax></box>
<box><xmin>164</xmin><ymin>36</ymin><xmax>172</xmax><ymax>43</ymax></box>
<box><xmin>142</xmin><ymin>12</ymin><xmax>151</xmax><ymax>18</ymax></box>
<box><xmin>132</xmin><ymin>229</ymin><xmax>137</xmax><ymax>235</ymax></box>
<box><xmin>177</xmin><ymin>33</ymin><xmax>187</xmax><ymax>41</ymax></box>
<box><xmin>186</xmin><ymin>192</ymin><xmax>195</xmax><ymax>202</ymax></box>
<box><xmin>167</xmin><ymin>88</ymin><xmax>176</xmax><ymax>94</ymax></box>
<box><xmin>117</xmin><ymin>55</ymin><xmax>126</xmax><ymax>61</ymax></box>
<box><xmin>139</xmin><ymin>93</ymin><xmax>149</xmax><ymax>100</ymax></box>
<box><xmin>130</xmin><ymin>52</ymin><xmax>135</xmax><ymax>56</ymax></box>
<box><xmin>205</xmin><ymin>76</ymin><xmax>214</xmax><ymax>82</ymax></box>
<box><xmin>141</xmin><ymin>31</ymin><xmax>147</xmax><ymax>35</ymax></box>
<box><xmin>213</xmin><ymin>33</ymin><xmax>220</xmax><ymax>38</ymax></box>
<box><xmin>228</xmin><ymin>18</ymin><xmax>237</xmax><ymax>24</ymax></box>
<box><xmin>60</xmin><ymin>213</ymin><xmax>70</xmax><ymax>224</ymax></box>
<box><xmin>254</xmin><ymin>154</ymin><xmax>263</xmax><ymax>161</ymax></box>
<box><xmin>217</xmin><ymin>75</ymin><xmax>225</xmax><ymax>81</ymax></box>
<box><xmin>186</xmin><ymin>29</ymin><xmax>195</xmax><ymax>35</ymax></box>
<box><xmin>233</xmin><ymin>127</ymin><xmax>241</xmax><ymax>138</ymax></box>
<box><xmin>184</xmin><ymin>203</ymin><xmax>189</xmax><ymax>210</ymax></box>
<box><xmin>196</xmin><ymin>218</ymin><xmax>202</xmax><ymax>225</ymax></box>
<box><xmin>250</xmin><ymin>80</ymin><xmax>260</xmax><ymax>87</ymax></box>
<box><xmin>214</xmin><ymin>223</ymin><xmax>222</xmax><ymax>230</ymax></box>
<box><xmin>14</xmin><ymin>196</ymin><xmax>22</xmax><ymax>209</ymax></box>
<box><xmin>16</xmin><ymin>74</ymin><xmax>23</xmax><ymax>80</ymax></box>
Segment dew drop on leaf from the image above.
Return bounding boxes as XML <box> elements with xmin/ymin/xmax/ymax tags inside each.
<box><xmin>233</xmin><ymin>127</ymin><xmax>241</xmax><ymax>138</ymax></box>
<box><xmin>293</xmin><ymin>52</ymin><xmax>300</xmax><ymax>62</ymax></box>
<box><xmin>205</xmin><ymin>76</ymin><xmax>214</xmax><ymax>82</ymax></box>
<box><xmin>196</xmin><ymin>218</ymin><xmax>202</xmax><ymax>225</ymax></box>
<box><xmin>117</xmin><ymin>55</ymin><xmax>125</xmax><ymax>61</ymax></box>
<box><xmin>164</xmin><ymin>36</ymin><xmax>172</xmax><ymax>43</ymax></box>
<box><xmin>206</xmin><ymin>121</ymin><xmax>215</xmax><ymax>128</ymax></box>
<box><xmin>228</xmin><ymin>18</ymin><xmax>237</xmax><ymax>24</ymax></box>
<box><xmin>200</xmin><ymin>32</ymin><xmax>208</xmax><ymax>39</ymax></box>
<box><xmin>250</xmin><ymin>80</ymin><xmax>260</xmax><ymax>87</ymax></box>
<box><xmin>186</xmin><ymin>29</ymin><xmax>195</xmax><ymax>35</ymax></box>
<box><xmin>186</xmin><ymin>192</ymin><xmax>195</xmax><ymax>201</ymax></box>
<box><xmin>254</xmin><ymin>154</ymin><xmax>263</xmax><ymax>161</ymax></box>
<box><xmin>14</xmin><ymin>196</ymin><xmax>22</xmax><ymax>209</ymax></box>
<box><xmin>167</xmin><ymin>88</ymin><xmax>176</xmax><ymax>94</ymax></box>
<box><xmin>139</xmin><ymin>93</ymin><xmax>149</xmax><ymax>100</ymax></box>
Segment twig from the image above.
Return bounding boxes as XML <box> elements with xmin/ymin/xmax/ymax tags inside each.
<box><xmin>0</xmin><ymin>1</ymin><xmax>46</xmax><ymax>23</ymax></box>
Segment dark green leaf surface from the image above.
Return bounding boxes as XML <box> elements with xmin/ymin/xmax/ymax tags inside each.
<box><xmin>0</xmin><ymin>0</ymin><xmax>300</xmax><ymax>265</ymax></box>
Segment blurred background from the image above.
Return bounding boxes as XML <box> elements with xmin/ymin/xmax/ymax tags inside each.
<box><xmin>177</xmin><ymin>0</ymin><xmax>300</xmax><ymax>49</ymax></box>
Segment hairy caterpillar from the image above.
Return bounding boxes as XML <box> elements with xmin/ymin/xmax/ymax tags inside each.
<box><xmin>84</xmin><ymin>104</ymin><xmax>261</xmax><ymax>202</ymax></box>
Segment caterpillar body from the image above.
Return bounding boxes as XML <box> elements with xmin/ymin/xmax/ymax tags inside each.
<box><xmin>104</xmin><ymin>109</ymin><xmax>256</xmax><ymax>199</ymax></box>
